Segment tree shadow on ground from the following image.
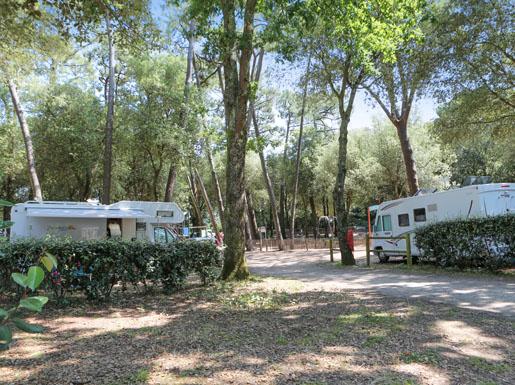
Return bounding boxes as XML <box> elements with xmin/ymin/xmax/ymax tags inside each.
<box><xmin>1</xmin><ymin>283</ymin><xmax>514</xmax><ymax>385</ymax></box>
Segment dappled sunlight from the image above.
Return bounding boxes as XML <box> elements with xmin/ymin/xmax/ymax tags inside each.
<box><xmin>2</xmin><ymin>281</ymin><xmax>513</xmax><ymax>385</ymax></box>
<box><xmin>49</xmin><ymin>311</ymin><xmax>172</xmax><ymax>336</ymax></box>
<box><xmin>393</xmin><ymin>363</ymin><xmax>451</xmax><ymax>385</ymax></box>
<box><xmin>433</xmin><ymin>320</ymin><xmax>506</xmax><ymax>360</ymax></box>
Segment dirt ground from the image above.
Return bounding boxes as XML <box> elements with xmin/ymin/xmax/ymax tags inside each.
<box><xmin>1</xmin><ymin>277</ymin><xmax>514</xmax><ymax>385</ymax></box>
<box><xmin>247</xmin><ymin>248</ymin><xmax>515</xmax><ymax>317</ymax></box>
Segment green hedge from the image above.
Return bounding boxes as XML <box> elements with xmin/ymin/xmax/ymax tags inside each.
<box><xmin>0</xmin><ymin>238</ymin><xmax>222</xmax><ymax>300</ymax></box>
<box><xmin>415</xmin><ymin>214</ymin><xmax>515</xmax><ymax>269</ymax></box>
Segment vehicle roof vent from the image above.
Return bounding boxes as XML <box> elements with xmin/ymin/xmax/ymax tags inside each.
<box><xmin>414</xmin><ymin>188</ymin><xmax>437</xmax><ymax>196</ymax></box>
<box><xmin>462</xmin><ymin>176</ymin><xmax>492</xmax><ymax>186</ymax></box>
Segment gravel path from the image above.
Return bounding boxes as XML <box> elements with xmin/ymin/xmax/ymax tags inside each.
<box><xmin>247</xmin><ymin>248</ymin><xmax>515</xmax><ymax>317</ymax></box>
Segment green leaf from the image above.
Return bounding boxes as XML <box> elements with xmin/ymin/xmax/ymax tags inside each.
<box><xmin>0</xmin><ymin>308</ymin><xmax>7</xmax><ymax>320</ymax></box>
<box><xmin>26</xmin><ymin>266</ymin><xmax>45</xmax><ymax>291</ymax></box>
<box><xmin>11</xmin><ymin>318</ymin><xmax>44</xmax><ymax>333</ymax></box>
<box><xmin>41</xmin><ymin>253</ymin><xmax>57</xmax><ymax>272</ymax></box>
<box><xmin>19</xmin><ymin>296</ymin><xmax>48</xmax><ymax>312</ymax></box>
<box><xmin>45</xmin><ymin>252</ymin><xmax>58</xmax><ymax>268</ymax></box>
<box><xmin>0</xmin><ymin>199</ymin><xmax>13</xmax><ymax>207</ymax></box>
<box><xmin>11</xmin><ymin>272</ymin><xmax>27</xmax><ymax>288</ymax></box>
<box><xmin>0</xmin><ymin>325</ymin><xmax>12</xmax><ymax>345</ymax></box>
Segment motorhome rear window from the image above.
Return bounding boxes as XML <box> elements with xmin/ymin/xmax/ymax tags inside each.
<box><xmin>157</xmin><ymin>210</ymin><xmax>173</xmax><ymax>217</ymax></box>
<box><xmin>382</xmin><ymin>215</ymin><xmax>392</xmax><ymax>231</ymax></box>
<box><xmin>414</xmin><ymin>208</ymin><xmax>426</xmax><ymax>222</ymax></box>
<box><xmin>398</xmin><ymin>214</ymin><xmax>409</xmax><ymax>227</ymax></box>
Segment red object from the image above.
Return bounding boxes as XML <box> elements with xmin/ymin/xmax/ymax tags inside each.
<box><xmin>346</xmin><ymin>228</ymin><xmax>354</xmax><ymax>251</ymax></box>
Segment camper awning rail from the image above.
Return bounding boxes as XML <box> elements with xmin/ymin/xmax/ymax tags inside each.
<box><xmin>26</xmin><ymin>208</ymin><xmax>150</xmax><ymax>219</ymax></box>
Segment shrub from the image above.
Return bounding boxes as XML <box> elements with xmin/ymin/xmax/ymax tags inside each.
<box><xmin>415</xmin><ymin>214</ymin><xmax>515</xmax><ymax>269</ymax></box>
<box><xmin>0</xmin><ymin>238</ymin><xmax>223</xmax><ymax>300</ymax></box>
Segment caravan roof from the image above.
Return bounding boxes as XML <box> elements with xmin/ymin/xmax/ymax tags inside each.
<box><xmin>25</xmin><ymin>207</ymin><xmax>149</xmax><ymax>219</ymax></box>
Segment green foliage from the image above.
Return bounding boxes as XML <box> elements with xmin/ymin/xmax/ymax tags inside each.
<box><xmin>415</xmin><ymin>215</ymin><xmax>515</xmax><ymax>269</ymax></box>
<box><xmin>0</xmin><ymin>238</ymin><xmax>223</xmax><ymax>300</ymax></box>
<box><xmin>0</xmin><ymin>246</ymin><xmax>56</xmax><ymax>350</ymax></box>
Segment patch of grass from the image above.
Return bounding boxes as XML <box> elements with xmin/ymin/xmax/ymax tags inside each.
<box><xmin>275</xmin><ymin>335</ymin><xmax>288</xmax><ymax>345</ymax></box>
<box><xmin>373</xmin><ymin>375</ymin><xmax>419</xmax><ymax>385</ymax></box>
<box><xmin>363</xmin><ymin>335</ymin><xmax>386</xmax><ymax>347</ymax></box>
<box><xmin>475</xmin><ymin>381</ymin><xmax>499</xmax><ymax>385</ymax></box>
<box><xmin>222</xmin><ymin>289</ymin><xmax>293</xmax><ymax>310</ymax></box>
<box><xmin>299</xmin><ymin>382</ymin><xmax>327</xmax><ymax>385</ymax></box>
<box><xmin>468</xmin><ymin>357</ymin><xmax>510</xmax><ymax>373</ymax></box>
<box><xmin>107</xmin><ymin>368</ymin><xmax>150</xmax><ymax>385</ymax></box>
<box><xmin>134</xmin><ymin>369</ymin><xmax>149</xmax><ymax>382</ymax></box>
<box><xmin>337</xmin><ymin>311</ymin><xmax>401</xmax><ymax>329</ymax></box>
<box><xmin>401</xmin><ymin>350</ymin><xmax>441</xmax><ymax>365</ymax></box>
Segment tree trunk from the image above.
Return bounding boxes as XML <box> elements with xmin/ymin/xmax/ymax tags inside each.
<box><xmin>7</xmin><ymin>79</ymin><xmax>42</xmax><ymax>201</ymax></box>
<box><xmin>187</xmin><ymin>171</ymin><xmax>203</xmax><ymax>227</ymax></box>
<box><xmin>335</xmin><ymin>89</ymin><xmax>358</xmax><ymax>266</ymax></box>
<box><xmin>102</xmin><ymin>11</ymin><xmax>116</xmax><ymax>204</ymax></box>
<box><xmin>290</xmin><ymin>56</ymin><xmax>311</xmax><ymax>247</ymax></box>
<box><xmin>220</xmin><ymin>0</ymin><xmax>257</xmax><ymax>280</ymax></box>
<box><xmin>395</xmin><ymin>120</ymin><xmax>419</xmax><ymax>195</ymax></box>
<box><xmin>244</xmin><ymin>195</ymin><xmax>254</xmax><ymax>251</ymax></box>
<box><xmin>246</xmin><ymin>189</ymin><xmax>259</xmax><ymax>239</ymax></box>
<box><xmin>279</xmin><ymin>112</ymin><xmax>291</xmax><ymax>239</ymax></box>
<box><xmin>164</xmin><ymin>166</ymin><xmax>177</xmax><ymax>202</ymax></box>
<box><xmin>164</xmin><ymin>22</ymin><xmax>195</xmax><ymax>201</ymax></box>
<box><xmin>309</xmin><ymin>195</ymin><xmax>318</xmax><ymax>238</ymax></box>
<box><xmin>206</xmin><ymin>142</ymin><xmax>225</xmax><ymax>228</ymax></box>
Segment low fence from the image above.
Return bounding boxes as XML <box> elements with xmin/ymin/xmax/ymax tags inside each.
<box><xmin>365</xmin><ymin>233</ymin><xmax>412</xmax><ymax>267</ymax></box>
<box><xmin>251</xmin><ymin>235</ymin><xmax>366</xmax><ymax>251</ymax></box>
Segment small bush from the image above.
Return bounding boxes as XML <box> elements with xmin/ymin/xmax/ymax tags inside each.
<box><xmin>415</xmin><ymin>215</ymin><xmax>515</xmax><ymax>270</ymax></box>
<box><xmin>0</xmin><ymin>238</ymin><xmax>222</xmax><ymax>300</ymax></box>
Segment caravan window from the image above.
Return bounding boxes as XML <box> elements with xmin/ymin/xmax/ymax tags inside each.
<box><xmin>398</xmin><ymin>214</ymin><xmax>410</xmax><ymax>227</ymax></box>
<box><xmin>154</xmin><ymin>227</ymin><xmax>167</xmax><ymax>243</ymax></box>
<box><xmin>414</xmin><ymin>208</ymin><xmax>426</xmax><ymax>222</ymax></box>
<box><xmin>374</xmin><ymin>216</ymin><xmax>383</xmax><ymax>232</ymax></box>
<box><xmin>382</xmin><ymin>215</ymin><xmax>392</xmax><ymax>231</ymax></box>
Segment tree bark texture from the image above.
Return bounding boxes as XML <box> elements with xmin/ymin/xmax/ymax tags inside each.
<box><xmin>220</xmin><ymin>0</ymin><xmax>257</xmax><ymax>280</ymax></box>
<box><xmin>395</xmin><ymin>120</ymin><xmax>419</xmax><ymax>195</ymax></box>
<box><xmin>7</xmin><ymin>79</ymin><xmax>42</xmax><ymax>201</ymax></box>
<box><xmin>164</xmin><ymin>166</ymin><xmax>177</xmax><ymax>202</ymax></box>
<box><xmin>102</xmin><ymin>11</ymin><xmax>116</xmax><ymax>204</ymax></box>
<box><xmin>335</xmin><ymin>84</ymin><xmax>359</xmax><ymax>265</ymax></box>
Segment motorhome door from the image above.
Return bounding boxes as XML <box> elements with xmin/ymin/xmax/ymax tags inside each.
<box><xmin>374</xmin><ymin>214</ymin><xmax>392</xmax><ymax>237</ymax></box>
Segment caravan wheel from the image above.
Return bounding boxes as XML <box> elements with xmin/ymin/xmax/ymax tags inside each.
<box><xmin>375</xmin><ymin>249</ymin><xmax>389</xmax><ymax>263</ymax></box>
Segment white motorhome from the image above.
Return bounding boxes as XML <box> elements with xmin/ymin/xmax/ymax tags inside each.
<box><xmin>10</xmin><ymin>200</ymin><xmax>185</xmax><ymax>243</ymax></box>
<box><xmin>370</xmin><ymin>183</ymin><xmax>514</xmax><ymax>262</ymax></box>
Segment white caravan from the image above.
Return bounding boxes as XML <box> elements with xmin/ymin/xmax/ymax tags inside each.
<box><xmin>370</xmin><ymin>183</ymin><xmax>514</xmax><ymax>262</ymax></box>
<box><xmin>10</xmin><ymin>200</ymin><xmax>185</xmax><ymax>243</ymax></box>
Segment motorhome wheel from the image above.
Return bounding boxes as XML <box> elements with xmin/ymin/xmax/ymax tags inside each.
<box><xmin>375</xmin><ymin>249</ymin><xmax>389</xmax><ymax>263</ymax></box>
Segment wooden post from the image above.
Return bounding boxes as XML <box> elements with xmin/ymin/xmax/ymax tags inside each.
<box><xmin>259</xmin><ymin>231</ymin><xmax>263</xmax><ymax>251</ymax></box>
<box><xmin>405</xmin><ymin>233</ymin><xmax>412</xmax><ymax>267</ymax></box>
<box><xmin>365</xmin><ymin>233</ymin><xmax>370</xmax><ymax>267</ymax></box>
<box><xmin>329</xmin><ymin>237</ymin><xmax>334</xmax><ymax>262</ymax></box>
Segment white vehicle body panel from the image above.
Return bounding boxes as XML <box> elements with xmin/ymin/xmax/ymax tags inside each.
<box><xmin>10</xmin><ymin>200</ymin><xmax>185</xmax><ymax>243</ymax></box>
<box><xmin>371</xmin><ymin>183</ymin><xmax>514</xmax><ymax>256</ymax></box>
